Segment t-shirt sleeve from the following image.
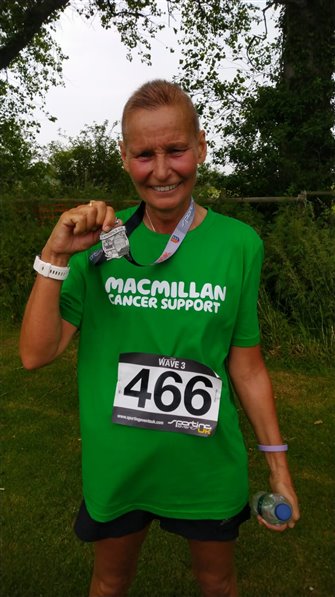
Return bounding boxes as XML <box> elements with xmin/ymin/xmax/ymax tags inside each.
<box><xmin>60</xmin><ymin>251</ymin><xmax>87</xmax><ymax>329</ymax></box>
<box><xmin>231</xmin><ymin>237</ymin><xmax>264</xmax><ymax>347</ymax></box>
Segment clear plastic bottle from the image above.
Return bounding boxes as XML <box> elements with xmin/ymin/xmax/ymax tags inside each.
<box><xmin>252</xmin><ymin>491</ymin><xmax>293</xmax><ymax>525</ymax></box>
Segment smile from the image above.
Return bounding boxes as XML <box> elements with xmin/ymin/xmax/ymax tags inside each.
<box><xmin>151</xmin><ymin>183</ymin><xmax>180</xmax><ymax>192</ymax></box>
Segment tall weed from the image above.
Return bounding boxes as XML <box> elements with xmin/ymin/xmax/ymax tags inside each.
<box><xmin>213</xmin><ymin>200</ymin><xmax>334</xmax><ymax>364</ymax></box>
<box><xmin>0</xmin><ymin>199</ymin><xmax>51</xmax><ymax>321</ymax></box>
<box><xmin>262</xmin><ymin>204</ymin><xmax>335</xmax><ymax>342</ymax></box>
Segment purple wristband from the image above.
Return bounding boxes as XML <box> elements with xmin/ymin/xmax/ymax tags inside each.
<box><xmin>258</xmin><ymin>444</ymin><xmax>288</xmax><ymax>452</ymax></box>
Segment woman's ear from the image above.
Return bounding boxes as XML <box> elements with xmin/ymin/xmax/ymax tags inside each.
<box><xmin>119</xmin><ymin>140</ymin><xmax>129</xmax><ymax>172</ymax></box>
<box><xmin>197</xmin><ymin>130</ymin><xmax>207</xmax><ymax>164</ymax></box>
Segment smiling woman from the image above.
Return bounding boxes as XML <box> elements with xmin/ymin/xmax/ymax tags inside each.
<box><xmin>20</xmin><ymin>79</ymin><xmax>299</xmax><ymax>597</ymax></box>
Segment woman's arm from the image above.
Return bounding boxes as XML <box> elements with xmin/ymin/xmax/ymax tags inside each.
<box><xmin>20</xmin><ymin>201</ymin><xmax>116</xmax><ymax>369</ymax></box>
<box><xmin>20</xmin><ymin>271</ymin><xmax>77</xmax><ymax>370</ymax></box>
<box><xmin>228</xmin><ymin>344</ymin><xmax>300</xmax><ymax>530</ymax></box>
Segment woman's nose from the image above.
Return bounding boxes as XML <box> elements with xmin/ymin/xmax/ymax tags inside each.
<box><xmin>153</xmin><ymin>154</ymin><xmax>170</xmax><ymax>180</ymax></box>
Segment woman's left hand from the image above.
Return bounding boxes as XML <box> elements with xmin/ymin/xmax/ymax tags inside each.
<box><xmin>257</xmin><ymin>474</ymin><xmax>300</xmax><ymax>532</ymax></box>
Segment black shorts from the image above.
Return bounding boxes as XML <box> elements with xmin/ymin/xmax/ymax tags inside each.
<box><xmin>74</xmin><ymin>501</ymin><xmax>250</xmax><ymax>543</ymax></box>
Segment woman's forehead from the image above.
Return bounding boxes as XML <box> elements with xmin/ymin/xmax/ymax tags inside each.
<box><xmin>123</xmin><ymin>104</ymin><xmax>198</xmax><ymax>146</ymax></box>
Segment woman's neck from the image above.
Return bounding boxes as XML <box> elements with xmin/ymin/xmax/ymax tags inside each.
<box><xmin>144</xmin><ymin>203</ymin><xmax>207</xmax><ymax>234</ymax></box>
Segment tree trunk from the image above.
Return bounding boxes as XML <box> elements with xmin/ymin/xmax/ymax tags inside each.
<box><xmin>0</xmin><ymin>0</ymin><xmax>70</xmax><ymax>70</ymax></box>
<box><xmin>277</xmin><ymin>0</ymin><xmax>335</xmax><ymax>190</ymax></box>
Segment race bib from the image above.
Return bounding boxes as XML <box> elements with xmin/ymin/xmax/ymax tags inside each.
<box><xmin>113</xmin><ymin>353</ymin><xmax>222</xmax><ymax>437</ymax></box>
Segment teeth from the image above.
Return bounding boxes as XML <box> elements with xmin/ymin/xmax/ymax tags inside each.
<box><xmin>152</xmin><ymin>184</ymin><xmax>178</xmax><ymax>192</ymax></box>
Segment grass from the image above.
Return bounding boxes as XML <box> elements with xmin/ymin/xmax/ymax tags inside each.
<box><xmin>1</xmin><ymin>322</ymin><xmax>334</xmax><ymax>597</ymax></box>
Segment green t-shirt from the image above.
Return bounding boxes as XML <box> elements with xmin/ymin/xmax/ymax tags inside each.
<box><xmin>60</xmin><ymin>206</ymin><xmax>263</xmax><ymax>522</ymax></box>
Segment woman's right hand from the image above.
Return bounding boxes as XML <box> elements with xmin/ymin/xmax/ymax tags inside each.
<box><xmin>41</xmin><ymin>200</ymin><xmax>117</xmax><ymax>264</ymax></box>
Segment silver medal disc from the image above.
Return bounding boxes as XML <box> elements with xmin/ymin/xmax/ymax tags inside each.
<box><xmin>100</xmin><ymin>226</ymin><xmax>129</xmax><ymax>260</ymax></box>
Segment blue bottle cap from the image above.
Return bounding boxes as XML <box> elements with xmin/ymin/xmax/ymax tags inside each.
<box><xmin>275</xmin><ymin>503</ymin><xmax>292</xmax><ymax>522</ymax></box>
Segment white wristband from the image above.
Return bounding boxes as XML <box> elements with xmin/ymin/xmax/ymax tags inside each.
<box><xmin>33</xmin><ymin>255</ymin><xmax>70</xmax><ymax>281</ymax></box>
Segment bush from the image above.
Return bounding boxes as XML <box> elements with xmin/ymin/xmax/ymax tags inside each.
<box><xmin>0</xmin><ymin>196</ymin><xmax>138</xmax><ymax>322</ymax></box>
<box><xmin>262</xmin><ymin>204</ymin><xmax>335</xmax><ymax>342</ymax></box>
<box><xmin>1</xmin><ymin>199</ymin><xmax>54</xmax><ymax>321</ymax></box>
<box><xmin>207</xmin><ymin>199</ymin><xmax>335</xmax><ymax>364</ymax></box>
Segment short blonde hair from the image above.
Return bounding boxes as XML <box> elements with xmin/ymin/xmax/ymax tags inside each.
<box><xmin>121</xmin><ymin>79</ymin><xmax>200</xmax><ymax>140</ymax></box>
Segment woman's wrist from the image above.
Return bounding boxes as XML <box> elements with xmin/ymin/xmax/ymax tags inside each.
<box><xmin>263</xmin><ymin>450</ymin><xmax>291</xmax><ymax>475</ymax></box>
<box><xmin>40</xmin><ymin>246</ymin><xmax>70</xmax><ymax>267</ymax></box>
<box><xmin>258</xmin><ymin>444</ymin><xmax>288</xmax><ymax>452</ymax></box>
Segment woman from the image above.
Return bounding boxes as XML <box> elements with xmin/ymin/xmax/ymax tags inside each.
<box><xmin>20</xmin><ymin>80</ymin><xmax>299</xmax><ymax>597</ymax></box>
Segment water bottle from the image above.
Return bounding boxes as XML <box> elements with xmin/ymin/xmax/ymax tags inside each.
<box><xmin>252</xmin><ymin>491</ymin><xmax>293</xmax><ymax>525</ymax></box>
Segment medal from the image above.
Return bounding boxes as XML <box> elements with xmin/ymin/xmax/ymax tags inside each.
<box><xmin>89</xmin><ymin>199</ymin><xmax>195</xmax><ymax>267</ymax></box>
<box><xmin>100</xmin><ymin>226</ymin><xmax>129</xmax><ymax>260</ymax></box>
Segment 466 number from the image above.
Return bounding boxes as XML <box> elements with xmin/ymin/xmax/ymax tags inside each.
<box><xmin>124</xmin><ymin>368</ymin><xmax>213</xmax><ymax>416</ymax></box>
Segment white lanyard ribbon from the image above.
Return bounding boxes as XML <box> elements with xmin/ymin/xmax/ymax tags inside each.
<box><xmin>90</xmin><ymin>199</ymin><xmax>195</xmax><ymax>267</ymax></box>
<box><xmin>152</xmin><ymin>199</ymin><xmax>195</xmax><ymax>265</ymax></box>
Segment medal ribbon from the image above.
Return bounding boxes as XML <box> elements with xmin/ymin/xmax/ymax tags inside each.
<box><xmin>90</xmin><ymin>199</ymin><xmax>195</xmax><ymax>267</ymax></box>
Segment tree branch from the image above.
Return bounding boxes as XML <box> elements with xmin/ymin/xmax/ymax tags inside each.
<box><xmin>272</xmin><ymin>0</ymin><xmax>307</xmax><ymax>6</ymax></box>
<box><xmin>0</xmin><ymin>0</ymin><xmax>70</xmax><ymax>70</ymax></box>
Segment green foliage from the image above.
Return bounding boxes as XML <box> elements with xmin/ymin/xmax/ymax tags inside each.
<box><xmin>1</xmin><ymin>1</ymin><xmax>334</xmax><ymax>197</ymax></box>
<box><xmin>0</xmin><ymin>117</ymin><xmax>60</xmax><ymax>198</ymax></box>
<box><xmin>178</xmin><ymin>1</ymin><xmax>277</xmax><ymax>170</ymax></box>
<box><xmin>0</xmin><ymin>117</ymin><xmax>34</xmax><ymax>192</ymax></box>
<box><xmin>0</xmin><ymin>1</ymin><xmax>67</xmax><ymax>130</ymax></box>
<box><xmin>223</xmin><ymin>78</ymin><xmax>335</xmax><ymax>196</ymax></box>
<box><xmin>262</xmin><ymin>204</ymin><xmax>335</xmax><ymax>341</ymax></box>
<box><xmin>179</xmin><ymin>1</ymin><xmax>335</xmax><ymax>196</ymax></box>
<box><xmin>0</xmin><ymin>1</ymin><xmax>271</xmax><ymax>141</ymax></box>
<box><xmin>217</xmin><ymin>0</ymin><xmax>335</xmax><ymax>195</ymax></box>
<box><xmin>211</xmin><ymin>200</ymin><xmax>335</xmax><ymax>365</ymax></box>
<box><xmin>0</xmin><ymin>1</ymin><xmax>165</xmax><ymax>129</ymax></box>
<box><xmin>47</xmin><ymin>121</ymin><xmax>133</xmax><ymax>198</ymax></box>
<box><xmin>0</xmin><ymin>199</ymin><xmax>51</xmax><ymax>321</ymax></box>
<box><xmin>0</xmin><ymin>120</ymin><xmax>137</xmax><ymax>200</ymax></box>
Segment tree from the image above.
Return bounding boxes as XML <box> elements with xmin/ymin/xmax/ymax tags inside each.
<box><xmin>0</xmin><ymin>0</ymin><xmax>69</xmax><ymax>128</ymax></box>
<box><xmin>178</xmin><ymin>2</ymin><xmax>277</xmax><ymax>167</ymax></box>
<box><xmin>275</xmin><ymin>0</ymin><xmax>335</xmax><ymax>193</ymax></box>
<box><xmin>0</xmin><ymin>0</ymin><xmax>69</xmax><ymax>70</ymax></box>
<box><xmin>48</xmin><ymin>121</ymin><xmax>133</xmax><ymax>196</ymax></box>
<box><xmin>2</xmin><ymin>1</ymin><xmax>333</xmax><ymax>196</ymax></box>
<box><xmin>187</xmin><ymin>0</ymin><xmax>335</xmax><ymax>195</ymax></box>
<box><xmin>0</xmin><ymin>117</ymin><xmax>34</xmax><ymax>192</ymax></box>
<box><xmin>0</xmin><ymin>0</ymin><xmax>170</xmax><ymax>129</ymax></box>
<box><xmin>0</xmin><ymin>1</ymin><xmax>263</xmax><ymax>128</ymax></box>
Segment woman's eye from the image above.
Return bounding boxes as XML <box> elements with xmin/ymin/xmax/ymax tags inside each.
<box><xmin>170</xmin><ymin>148</ymin><xmax>185</xmax><ymax>155</ymax></box>
<box><xmin>137</xmin><ymin>152</ymin><xmax>152</xmax><ymax>160</ymax></box>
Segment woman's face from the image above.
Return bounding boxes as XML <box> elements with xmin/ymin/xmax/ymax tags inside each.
<box><xmin>120</xmin><ymin>104</ymin><xmax>207</xmax><ymax>217</ymax></box>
